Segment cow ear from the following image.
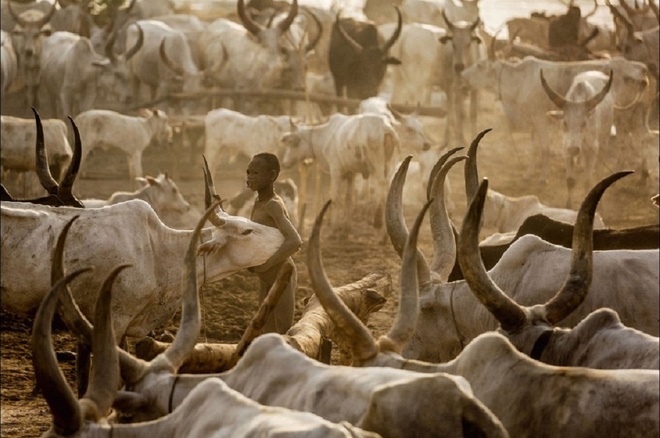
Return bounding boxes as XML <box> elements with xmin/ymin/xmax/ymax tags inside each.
<box><xmin>439</xmin><ymin>35</ymin><xmax>452</xmax><ymax>44</ymax></box>
<box><xmin>113</xmin><ymin>390</ymin><xmax>149</xmax><ymax>411</ymax></box>
<box><xmin>546</xmin><ymin>110</ymin><xmax>564</xmax><ymax>120</ymax></box>
<box><xmin>385</xmin><ymin>56</ymin><xmax>402</xmax><ymax>65</ymax></box>
<box><xmin>145</xmin><ymin>176</ymin><xmax>159</xmax><ymax>186</ymax></box>
<box><xmin>472</xmin><ymin>36</ymin><xmax>482</xmax><ymax>44</ymax></box>
<box><xmin>135</xmin><ymin>177</ymin><xmax>148</xmax><ymax>186</ymax></box>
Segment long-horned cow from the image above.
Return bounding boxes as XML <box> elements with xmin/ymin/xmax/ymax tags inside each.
<box><xmin>197</xmin><ymin>0</ymin><xmax>306</xmax><ymax>96</ymax></box>
<box><xmin>305</xmin><ymin>175</ymin><xmax>660</xmax><ymax>438</ymax></box>
<box><xmin>328</xmin><ymin>6</ymin><xmax>402</xmax><ymax>99</ymax></box>
<box><xmin>384</xmin><ymin>148</ymin><xmax>658</xmax><ymax>364</ymax></box>
<box><xmin>6</xmin><ymin>0</ymin><xmax>55</xmax><ymax>107</ymax></box>
<box><xmin>540</xmin><ymin>69</ymin><xmax>614</xmax><ymax>208</ymax></box>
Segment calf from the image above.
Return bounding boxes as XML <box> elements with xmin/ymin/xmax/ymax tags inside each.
<box><xmin>74</xmin><ymin>108</ymin><xmax>172</xmax><ymax>183</ymax></box>
<box><xmin>82</xmin><ymin>173</ymin><xmax>194</xmax><ymax>229</ymax></box>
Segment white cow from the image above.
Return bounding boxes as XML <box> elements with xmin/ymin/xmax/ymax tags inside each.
<box><xmin>0</xmin><ymin>198</ymin><xmax>284</xmax><ymax>341</ymax></box>
<box><xmin>6</xmin><ymin>0</ymin><xmax>55</xmax><ymax>107</ymax></box>
<box><xmin>196</xmin><ymin>0</ymin><xmax>302</xmax><ymax>93</ymax></box>
<box><xmin>541</xmin><ymin>70</ymin><xmax>615</xmax><ymax>208</ymax></box>
<box><xmin>460</xmin><ymin>55</ymin><xmax>649</xmax><ymax>182</ymax></box>
<box><xmin>74</xmin><ymin>108</ymin><xmax>172</xmax><ymax>183</ymax></box>
<box><xmin>125</xmin><ymin>20</ymin><xmax>210</xmax><ymax>114</ymax></box>
<box><xmin>203</xmin><ymin>108</ymin><xmax>293</xmax><ymax>179</ymax></box>
<box><xmin>306</xmin><ymin>199</ymin><xmax>659</xmax><ymax>437</ymax></box>
<box><xmin>82</xmin><ymin>173</ymin><xmax>195</xmax><ymax>229</ymax></box>
<box><xmin>281</xmin><ymin>113</ymin><xmax>400</xmax><ymax>231</ymax></box>
<box><xmin>458</xmin><ymin>174</ymin><xmax>659</xmax><ymax>370</ymax></box>
<box><xmin>384</xmin><ymin>156</ymin><xmax>660</xmax><ymax>363</ymax></box>
<box><xmin>1</xmin><ymin>114</ymin><xmax>71</xmax><ymax>183</ymax></box>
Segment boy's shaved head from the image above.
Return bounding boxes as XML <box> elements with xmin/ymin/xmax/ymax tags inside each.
<box><xmin>253</xmin><ymin>152</ymin><xmax>281</xmax><ymax>178</ymax></box>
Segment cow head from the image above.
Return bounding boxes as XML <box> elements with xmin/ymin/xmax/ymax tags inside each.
<box><xmin>333</xmin><ymin>6</ymin><xmax>402</xmax><ymax>99</ymax></box>
<box><xmin>159</xmin><ymin>39</ymin><xmax>215</xmax><ymax>95</ymax></box>
<box><xmin>541</xmin><ymin>69</ymin><xmax>614</xmax><ymax>157</ymax></box>
<box><xmin>136</xmin><ymin>173</ymin><xmax>191</xmax><ymax>216</ymax></box>
<box><xmin>139</xmin><ymin>107</ymin><xmax>173</xmax><ymax>146</ymax></box>
<box><xmin>95</xmin><ymin>22</ymin><xmax>144</xmax><ymax>109</ymax></box>
<box><xmin>439</xmin><ymin>10</ymin><xmax>481</xmax><ymax>74</ymax></box>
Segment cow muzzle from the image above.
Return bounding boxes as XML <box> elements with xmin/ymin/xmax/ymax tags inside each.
<box><xmin>454</xmin><ymin>63</ymin><xmax>465</xmax><ymax>73</ymax></box>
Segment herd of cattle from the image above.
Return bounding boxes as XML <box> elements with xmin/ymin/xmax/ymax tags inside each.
<box><xmin>1</xmin><ymin>0</ymin><xmax>659</xmax><ymax>436</ymax></box>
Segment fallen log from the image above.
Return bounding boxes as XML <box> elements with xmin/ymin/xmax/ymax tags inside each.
<box><xmin>134</xmin><ymin>271</ymin><xmax>391</xmax><ymax>373</ymax></box>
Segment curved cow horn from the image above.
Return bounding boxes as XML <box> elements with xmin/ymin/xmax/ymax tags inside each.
<box><xmin>335</xmin><ymin>12</ymin><xmax>363</xmax><ymax>53</ymax></box>
<box><xmin>32</xmin><ymin>268</ymin><xmax>93</xmax><ymax>437</ymax></box>
<box><xmin>8</xmin><ymin>0</ymin><xmax>56</xmax><ymax>29</ymax></box>
<box><xmin>308</xmin><ymin>200</ymin><xmax>379</xmax><ymax>364</ymax></box>
<box><xmin>540</xmin><ymin>69</ymin><xmax>569</xmax><ymax>110</ymax></box>
<box><xmin>609</xmin><ymin>2</ymin><xmax>636</xmax><ymax>36</ymax></box>
<box><xmin>583</xmin><ymin>0</ymin><xmax>599</xmax><ymax>18</ymax></box>
<box><xmin>84</xmin><ymin>264</ymin><xmax>128</xmax><ymax>417</ymax></box>
<box><xmin>104</xmin><ymin>25</ymin><xmax>119</xmax><ymax>63</ymax></box>
<box><xmin>380</xmin><ymin>199</ymin><xmax>434</xmax><ymax>354</ymax></box>
<box><xmin>32</xmin><ymin>107</ymin><xmax>59</xmax><ymax>196</ymax></box>
<box><xmin>381</xmin><ymin>6</ymin><xmax>403</xmax><ymax>53</ymax></box>
<box><xmin>159</xmin><ymin>39</ymin><xmax>186</xmax><ymax>76</ymax></box>
<box><xmin>426</xmin><ymin>147</ymin><xmax>463</xmax><ymax>201</ymax></box>
<box><xmin>442</xmin><ymin>9</ymin><xmax>455</xmax><ymax>32</ymax></box>
<box><xmin>202</xmin><ymin>155</ymin><xmax>227</xmax><ymax>227</ymax></box>
<box><xmin>650</xmin><ymin>0</ymin><xmax>659</xmax><ymax>23</ymax></box>
<box><xmin>458</xmin><ymin>179</ymin><xmax>528</xmax><ymax>332</ymax></box>
<box><xmin>153</xmin><ymin>201</ymin><xmax>224</xmax><ymax>371</ymax></box>
<box><xmin>124</xmin><ymin>22</ymin><xmax>144</xmax><ymax>62</ymax></box>
<box><xmin>303</xmin><ymin>8</ymin><xmax>323</xmax><ymax>53</ymax></box>
<box><xmin>464</xmin><ymin>128</ymin><xmax>492</xmax><ymax>205</ymax></box>
<box><xmin>57</xmin><ymin>116</ymin><xmax>83</xmax><ymax>207</ymax></box>
<box><xmin>620</xmin><ymin>0</ymin><xmax>650</xmax><ymax>17</ymax></box>
<box><xmin>429</xmin><ymin>156</ymin><xmax>467</xmax><ymax>282</ymax></box>
<box><xmin>276</xmin><ymin>0</ymin><xmax>298</xmax><ymax>33</ymax></box>
<box><xmin>386</xmin><ymin>156</ymin><xmax>432</xmax><ymax>285</ymax></box>
<box><xmin>584</xmin><ymin>70</ymin><xmax>614</xmax><ymax>112</ymax></box>
<box><xmin>238</xmin><ymin>0</ymin><xmax>265</xmax><ymax>35</ymax></box>
<box><xmin>543</xmin><ymin>171</ymin><xmax>633</xmax><ymax>324</ymax></box>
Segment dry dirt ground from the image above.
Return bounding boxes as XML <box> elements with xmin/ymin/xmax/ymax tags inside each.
<box><xmin>1</xmin><ymin>92</ymin><xmax>658</xmax><ymax>437</ymax></box>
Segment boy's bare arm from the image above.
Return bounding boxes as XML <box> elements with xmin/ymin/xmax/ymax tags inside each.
<box><xmin>251</xmin><ymin>200</ymin><xmax>302</xmax><ymax>273</ymax></box>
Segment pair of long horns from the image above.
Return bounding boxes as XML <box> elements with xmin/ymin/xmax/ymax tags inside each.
<box><xmin>7</xmin><ymin>0</ymin><xmax>56</xmax><ymax>29</ymax></box>
<box><xmin>336</xmin><ymin>6</ymin><xmax>402</xmax><ymax>54</ymax></box>
<box><xmin>238</xmin><ymin>0</ymin><xmax>298</xmax><ymax>36</ymax></box>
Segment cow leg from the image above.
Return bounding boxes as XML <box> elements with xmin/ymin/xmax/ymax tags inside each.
<box><xmin>76</xmin><ymin>341</ymin><xmax>91</xmax><ymax>398</ymax></box>
<box><xmin>442</xmin><ymin>87</ymin><xmax>454</xmax><ymax>148</ymax></box>
<box><xmin>344</xmin><ymin>174</ymin><xmax>355</xmax><ymax>236</ymax></box>
<box><xmin>127</xmin><ymin>152</ymin><xmax>143</xmax><ymax>186</ymax></box>
<box><xmin>564</xmin><ymin>153</ymin><xmax>576</xmax><ymax>209</ymax></box>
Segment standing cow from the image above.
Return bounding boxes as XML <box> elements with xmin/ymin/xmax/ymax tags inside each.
<box><xmin>541</xmin><ymin>70</ymin><xmax>615</xmax><ymax>208</ymax></box>
<box><xmin>74</xmin><ymin>108</ymin><xmax>172</xmax><ymax>183</ymax></box>
<box><xmin>328</xmin><ymin>6</ymin><xmax>402</xmax><ymax>100</ymax></box>
<box><xmin>6</xmin><ymin>0</ymin><xmax>55</xmax><ymax>108</ymax></box>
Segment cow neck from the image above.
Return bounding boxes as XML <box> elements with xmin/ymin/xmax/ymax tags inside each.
<box><xmin>491</xmin><ymin>193</ymin><xmax>506</xmax><ymax>232</ymax></box>
<box><xmin>450</xmin><ymin>286</ymin><xmax>467</xmax><ymax>351</ymax></box>
<box><xmin>530</xmin><ymin>330</ymin><xmax>554</xmax><ymax>361</ymax></box>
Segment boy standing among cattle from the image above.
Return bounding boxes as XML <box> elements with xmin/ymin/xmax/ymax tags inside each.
<box><xmin>246</xmin><ymin>152</ymin><xmax>302</xmax><ymax>333</ymax></box>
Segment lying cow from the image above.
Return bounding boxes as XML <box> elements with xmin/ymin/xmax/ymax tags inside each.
<box><xmin>82</xmin><ymin>173</ymin><xmax>197</xmax><ymax>229</ymax></box>
<box><xmin>458</xmin><ymin>173</ymin><xmax>659</xmax><ymax>370</ymax></box>
<box><xmin>385</xmin><ymin>151</ymin><xmax>658</xmax><ymax>364</ymax></box>
<box><xmin>306</xmin><ymin>195</ymin><xmax>660</xmax><ymax>438</ymax></box>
